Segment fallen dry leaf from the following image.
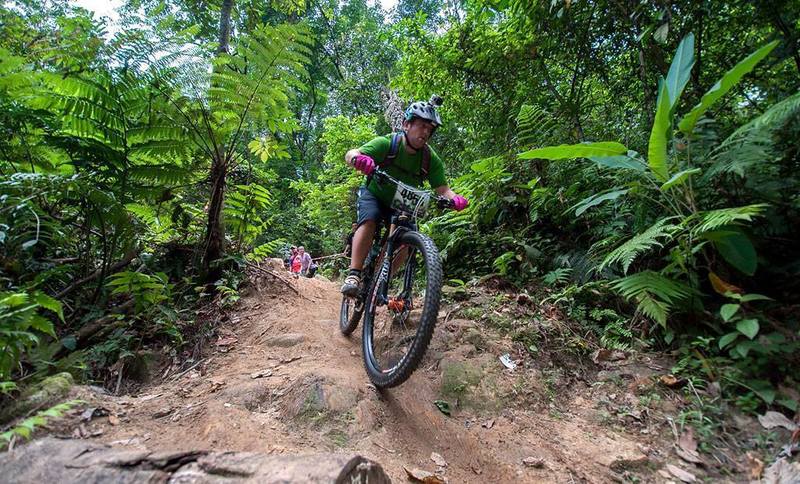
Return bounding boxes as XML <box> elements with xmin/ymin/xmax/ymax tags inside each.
<box><xmin>592</xmin><ymin>349</ymin><xmax>627</xmax><ymax>364</ymax></box>
<box><xmin>430</xmin><ymin>452</ymin><xmax>447</xmax><ymax>467</ymax></box>
<box><xmin>666</xmin><ymin>464</ymin><xmax>696</xmax><ymax>483</ymax></box>
<box><xmin>676</xmin><ymin>447</ymin><xmax>702</xmax><ymax>465</ymax></box>
<box><xmin>758</xmin><ymin>411</ymin><xmax>799</xmax><ymax>431</ymax></box>
<box><xmin>152</xmin><ymin>407</ymin><xmax>174</xmax><ymax>418</ymax></box>
<box><xmin>746</xmin><ymin>452</ymin><xmax>764</xmax><ymax>480</ymax></box>
<box><xmin>107</xmin><ymin>414</ymin><xmax>120</xmax><ymax>426</ymax></box>
<box><xmin>763</xmin><ymin>457</ymin><xmax>800</xmax><ymax>484</ymax></box>
<box><xmin>659</xmin><ymin>374</ymin><xmax>686</xmax><ymax>388</ymax></box>
<box><xmin>215</xmin><ymin>336</ymin><xmax>238</xmax><ymax>346</ymax></box>
<box><xmin>679</xmin><ymin>428</ymin><xmax>697</xmax><ymax>453</ymax></box>
<box><xmin>709</xmin><ymin>271</ymin><xmax>742</xmax><ymax>295</ymax></box>
<box><xmin>676</xmin><ymin>428</ymin><xmax>702</xmax><ymax>464</ymax></box>
<box><xmin>80</xmin><ymin>407</ymin><xmax>109</xmax><ymax>422</ymax></box>
<box><xmin>403</xmin><ymin>466</ymin><xmax>446</xmax><ymax>484</ymax></box>
<box><xmin>482</xmin><ymin>419</ymin><xmax>495</xmax><ymax>429</ymax></box>
<box><xmin>470</xmin><ymin>460</ymin><xmax>482</xmax><ymax>475</ymax></box>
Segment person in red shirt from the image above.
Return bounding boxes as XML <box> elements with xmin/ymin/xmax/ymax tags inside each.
<box><xmin>291</xmin><ymin>253</ymin><xmax>302</xmax><ymax>274</ymax></box>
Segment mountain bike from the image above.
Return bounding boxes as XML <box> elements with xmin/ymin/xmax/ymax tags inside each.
<box><xmin>340</xmin><ymin>169</ymin><xmax>454</xmax><ymax>388</ymax></box>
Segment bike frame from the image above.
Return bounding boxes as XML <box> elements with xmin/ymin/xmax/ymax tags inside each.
<box><xmin>350</xmin><ymin>168</ymin><xmax>450</xmax><ymax>318</ymax></box>
<box><xmin>372</xmin><ymin>214</ymin><xmax>417</xmax><ymax>310</ymax></box>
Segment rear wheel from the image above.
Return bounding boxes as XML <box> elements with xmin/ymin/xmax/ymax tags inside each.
<box><xmin>362</xmin><ymin>230</ymin><xmax>442</xmax><ymax>388</ymax></box>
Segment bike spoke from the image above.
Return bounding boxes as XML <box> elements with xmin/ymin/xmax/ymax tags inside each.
<box><xmin>369</xmin><ymin>246</ymin><xmax>426</xmax><ymax>373</ymax></box>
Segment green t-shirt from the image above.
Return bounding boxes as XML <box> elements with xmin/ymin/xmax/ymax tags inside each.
<box><xmin>358</xmin><ymin>134</ymin><xmax>447</xmax><ymax>207</ymax></box>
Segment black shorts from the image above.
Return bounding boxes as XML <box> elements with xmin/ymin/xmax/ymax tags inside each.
<box><xmin>356</xmin><ymin>186</ymin><xmax>392</xmax><ymax>228</ymax></box>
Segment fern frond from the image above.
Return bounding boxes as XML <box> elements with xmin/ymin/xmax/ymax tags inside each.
<box><xmin>543</xmin><ymin>267</ymin><xmax>573</xmax><ymax>286</ymax></box>
<box><xmin>600</xmin><ymin>218</ymin><xmax>681</xmax><ymax>273</ymax></box>
<box><xmin>709</xmin><ymin>91</ymin><xmax>800</xmax><ymax>177</ymax></box>
<box><xmin>248</xmin><ymin>238</ymin><xmax>287</xmax><ymax>261</ymax></box>
<box><xmin>516</xmin><ymin>104</ymin><xmax>558</xmax><ymax>149</ymax></box>
<box><xmin>610</xmin><ymin>271</ymin><xmax>692</xmax><ymax>327</ymax></box>
<box><xmin>128</xmin><ymin>164</ymin><xmax>196</xmax><ymax>186</ymax></box>
<box><xmin>691</xmin><ymin>204</ymin><xmax>768</xmax><ymax>235</ymax></box>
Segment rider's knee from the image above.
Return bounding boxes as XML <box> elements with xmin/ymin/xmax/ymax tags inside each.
<box><xmin>359</xmin><ymin>219</ymin><xmax>377</xmax><ymax>234</ymax></box>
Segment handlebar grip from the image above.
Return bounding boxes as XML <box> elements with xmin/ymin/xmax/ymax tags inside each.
<box><xmin>437</xmin><ymin>197</ymin><xmax>455</xmax><ymax>210</ymax></box>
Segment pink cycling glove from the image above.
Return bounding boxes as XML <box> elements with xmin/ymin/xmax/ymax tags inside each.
<box><xmin>352</xmin><ymin>154</ymin><xmax>376</xmax><ymax>176</ymax></box>
<box><xmin>452</xmin><ymin>195</ymin><xmax>469</xmax><ymax>211</ymax></box>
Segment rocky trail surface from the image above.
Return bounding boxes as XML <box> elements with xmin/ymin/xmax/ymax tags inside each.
<box><xmin>3</xmin><ymin>273</ymin><xmax>713</xmax><ymax>483</ymax></box>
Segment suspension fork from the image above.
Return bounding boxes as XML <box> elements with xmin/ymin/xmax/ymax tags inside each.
<box><xmin>374</xmin><ymin>239</ymin><xmax>394</xmax><ymax>306</ymax></box>
<box><xmin>400</xmin><ymin>247</ymin><xmax>417</xmax><ymax>302</ymax></box>
<box><xmin>374</xmin><ymin>225</ymin><xmax>410</xmax><ymax>306</ymax></box>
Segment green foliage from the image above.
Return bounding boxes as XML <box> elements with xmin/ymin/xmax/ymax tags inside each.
<box><xmin>0</xmin><ymin>290</ymin><xmax>61</xmax><ymax>381</ymax></box>
<box><xmin>291</xmin><ymin>115</ymin><xmax>376</xmax><ymax>254</ymax></box>
<box><xmin>225</xmin><ymin>183</ymin><xmax>275</xmax><ymax>247</ymax></box>
<box><xmin>647</xmin><ymin>81</ymin><xmax>672</xmax><ymax>182</ymax></box>
<box><xmin>679</xmin><ymin>41</ymin><xmax>779</xmax><ymax>136</ymax></box>
<box><xmin>248</xmin><ymin>239</ymin><xmax>288</xmax><ymax>262</ymax></box>
<box><xmin>571</xmin><ymin>189</ymin><xmax>629</xmax><ymax>217</ymax></box>
<box><xmin>709</xmin><ymin>92</ymin><xmax>800</xmax><ymax>178</ymax></box>
<box><xmin>106</xmin><ymin>271</ymin><xmax>171</xmax><ymax>312</ymax></box>
<box><xmin>543</xmin><ymin>268</ymin><xmax>572</xmax><ymax>287</ymax></box>
<box><xmin>0</xmin><ymin>399</ymin><xmax>83</xmax><ymax>447</ymax></box>
<box><xmin>515</xmin><ymin>104</ymin><xmax>557</xmax><ymax>149</ymax></box>
<box><xmin>600</xmin><ymin>218</ymin><xmax>681</xmax><ymax>274</ymax></box>
<box><xmin>208</xmin><ymin>23</ymin><xmax>311</xmax><ymax>137</ymax></box>
<box><xmin>610</xmin><ymin>271</ymin><xmax>693</xmax><ymax>327</ymax></box>
<box><xmin>518</xmin><ymin>142</ymin><xmax>628</xmax><ymax>161</ymax></box>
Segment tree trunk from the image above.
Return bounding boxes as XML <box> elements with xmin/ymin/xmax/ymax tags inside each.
<box><xmin>202</xmin><ymin>152</ymin><xmax>228</xmax><ymax>282</ymax></box>
<box><xmin>217</xmin><ymin>0</ymin><xmax>234</xmax><ymax>55</ymax></box>
<box><xmin>201</xmin><ymin>0</ymin><xmax>234</xmax><ymax>281</ymax></box>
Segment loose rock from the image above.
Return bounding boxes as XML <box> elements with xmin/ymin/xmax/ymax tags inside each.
<box><xmin>265</xmin><ymin>333</ymin><xmax>306</xmax><ymax>348</ymax></box>
<box><xmin>523</xmin><ymin>456</ymin><xmax>546</xmax><ymax>468</ymax></box>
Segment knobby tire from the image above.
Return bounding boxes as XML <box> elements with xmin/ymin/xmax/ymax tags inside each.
<box><xmin>339</xmin><ymin>295</ymin><xmax>362</xmax><ymax>336</ymax></box>
<box><xmin>362</xmin><ymin>230</ymin><xmax>442</xmax><ymax>388</ymax></box>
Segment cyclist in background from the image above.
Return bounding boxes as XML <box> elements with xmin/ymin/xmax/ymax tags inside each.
<box><xmin>341</xmin><ymin>96</ymin><xmax>469</xmax><ymax>296</ymax></box>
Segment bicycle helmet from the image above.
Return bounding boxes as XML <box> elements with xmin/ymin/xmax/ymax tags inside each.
<box><xmin>404</xmin><ymin>95</ymin><xmax>443</xmax><ymax>128</ymax></box>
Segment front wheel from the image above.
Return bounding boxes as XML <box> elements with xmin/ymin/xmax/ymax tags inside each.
<box><xmin>362</xmin><ymin>230</ymin><xmax>443</xmax><ymax>388</ymax></box>
<box><xmin>339</xmin><ymin>296</ymin><xmax>362</xmax><ymax>336</ymax></box>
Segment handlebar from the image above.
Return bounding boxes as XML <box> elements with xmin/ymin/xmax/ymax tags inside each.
<box><xmin>371</xmin><ymin>168</ymin><xmax>455</xmax><ymax>210</ymax></box>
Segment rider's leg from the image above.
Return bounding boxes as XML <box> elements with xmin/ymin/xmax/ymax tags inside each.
<box><xmin>342</xmin><ymin>187</ymin><xmax>387</xmax><ymax>296</ymax></box>
<box><xmin>349</xmin><ymin>220</ymin><xmax>376</xmax><ymax>271</ymax></box>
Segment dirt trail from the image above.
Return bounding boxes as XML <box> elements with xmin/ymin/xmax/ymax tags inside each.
<box><xmin>88</xmin><ymin>275</ymin><xmax>650</xmax><ymax>483</ymax></box>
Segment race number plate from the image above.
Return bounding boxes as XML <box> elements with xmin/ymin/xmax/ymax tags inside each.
<box><xmin>391</xmin><ymin>182</ymin><xmax>430</xmax><ymax>216</ymax></box>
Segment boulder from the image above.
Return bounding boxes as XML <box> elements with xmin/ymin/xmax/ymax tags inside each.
<box><xmin>0</xmin><ymin>438</ymin><xmax>391</xmax><ymax>483</ymax></box>
<box><xmin>0</xmin><ymin>372</ymin><xmax>74</xmax><ymax>424</ymax></box>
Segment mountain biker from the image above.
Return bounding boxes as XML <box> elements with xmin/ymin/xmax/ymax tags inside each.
<box><xmin>340</xmin><ymin>96</ymin><xmax>469</xmax><ymax>296</ymax></box>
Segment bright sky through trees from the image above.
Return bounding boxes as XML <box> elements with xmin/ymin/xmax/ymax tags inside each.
<box><xmin>71</xmin><ymin>0</ymin><xmax>400</xmax><ymax>25</ymax></box>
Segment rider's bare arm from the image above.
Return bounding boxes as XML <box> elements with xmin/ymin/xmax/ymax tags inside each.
<box><xmin>435</xmin><ymin>185</ymin><xmax>457</xmax><ymax>200</ymax></box>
